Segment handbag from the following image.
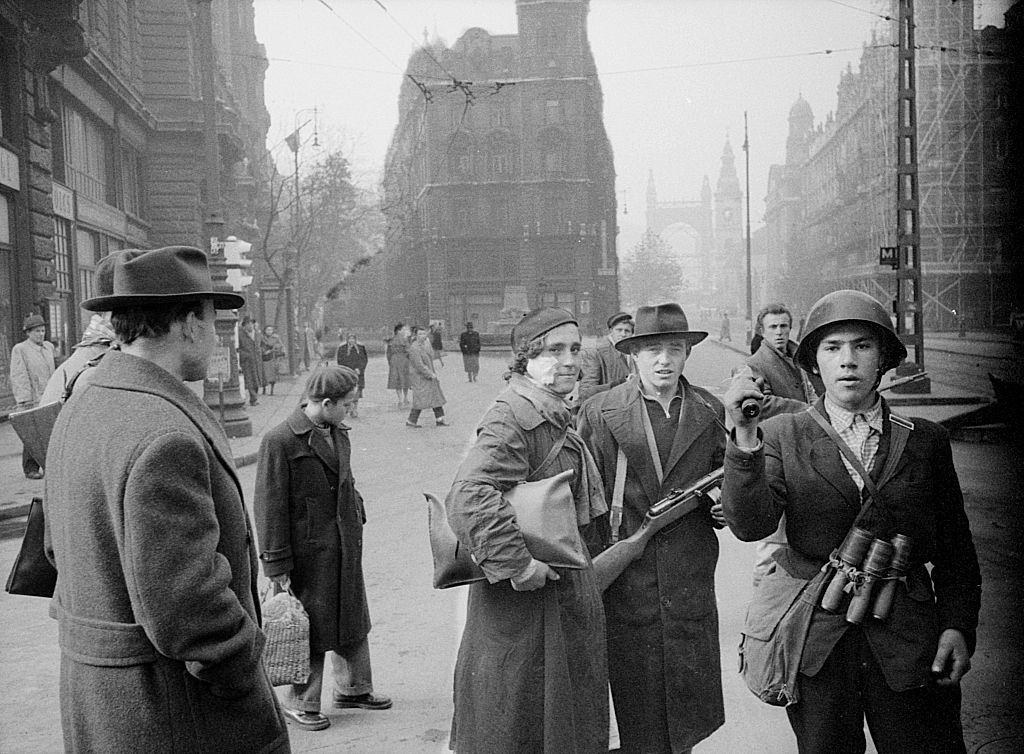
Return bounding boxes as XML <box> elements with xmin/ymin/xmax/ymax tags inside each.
<box><xmin>260</xmin><ymin>585</ymin><xmax>311</xmax><ymax>687</ymax></box>
<box><xmin>426</xmin><ymin>434</ymin><xmax>588</xmax><ymax>589</ymax></box>
<box><xmin>4</xmin><ymin>497</ymin><xmax>58</xmax><ymax>597</ymax></box>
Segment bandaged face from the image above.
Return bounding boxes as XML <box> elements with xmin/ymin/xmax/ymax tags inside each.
<box><xmin>525</xmin><ymin>323</ymin><xmax>581</xmax><ymax>395</ymax></box>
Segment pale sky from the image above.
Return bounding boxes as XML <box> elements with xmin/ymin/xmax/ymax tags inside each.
<box><xmin>253</xmin><ymin>0</ymin><xmax>1011</xmax><ymax>252</ymax></box>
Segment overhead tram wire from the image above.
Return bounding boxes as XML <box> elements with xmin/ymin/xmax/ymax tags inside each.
<box><xmin>366</xmin><ymin>0</ymin><xmax>464</xmax><ymax>86</ymax></box>
<box><xmin>824</xmin><ymin>0</ymin><xmax>896</xmax><ymax>23</ymax></box>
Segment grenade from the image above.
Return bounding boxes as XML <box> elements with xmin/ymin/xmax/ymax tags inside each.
<box><xmin>871</xmin><ymin>534</ymin><xmax>912</xmax><ymax>621</ymax></box>
<box><xmin>820</xmin><ymin>527</ymin><xmax>873</xmax><ymax>613</ymax></box>
<box><xmin>846</xmin><ymin>539</ymin><xmax>893</xmax><ymax>625</ymax></box>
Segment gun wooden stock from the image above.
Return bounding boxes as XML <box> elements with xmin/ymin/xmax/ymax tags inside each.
<box><xmin>592</xmin><ymin>467</ymin><xmax>724</xmax><ymax>592</ymax></box>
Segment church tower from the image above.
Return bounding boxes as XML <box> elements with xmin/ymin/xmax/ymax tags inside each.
<box><xmin>786</xmin><ymin>94</ymin><xmax>814</xmax><ymax>166</ymax></box>
<box><xmin>714</xmin><ymin>139</ymin><xmax>744</xmax><ymax>309</ymax></box>
<box><xmin>516</xmin><ymin>0</ymin><xmax>591</xmax><ymax>77</ymax></box>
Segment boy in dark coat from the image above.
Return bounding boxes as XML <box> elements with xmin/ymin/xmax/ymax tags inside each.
<box><xmin>254</xmin><ymin>366</ymin><xmax>391</xmax><ymax>731</ymax></box>
<box><xmin>723</xmin><ymin>290</ymin><xmax>981</xmax><ymax>753</ymax></box>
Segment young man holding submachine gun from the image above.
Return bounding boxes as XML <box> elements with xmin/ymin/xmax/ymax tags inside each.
<box><xmin>721</xmin><ymin>289</ymin><xmax>981</xmax><ymax>754</ymax></box>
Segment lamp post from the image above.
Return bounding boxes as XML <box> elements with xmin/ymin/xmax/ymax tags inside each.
<box><xmin>743</xmin><ymin>111</ymin><xmax>753</xmax><ymax>346</ymax></box>
<box><xmin>197</xmin><ymin>0</ymin><xmax>250</xmax><ymax>437</ymax></box>
<box><xmin>282</xmin><ymin>108</ymin><xmax>318</xmax><ymax>374</ymax></box>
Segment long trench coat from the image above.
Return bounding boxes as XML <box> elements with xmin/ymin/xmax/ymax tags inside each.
<box><xmin>253</xmin><ymin>408</ymin><xmax>370</xmax><ymax>652</ymax></box>
<box><xmin>577</xmin><ymin>377</ymin><xmax>726</xmax><ymax>753</ymax></box>
<box><xmin>386</xmin><ymin>337</ymin><xmax>411</xmax><ymax>390</ymax></box>
<box><xmin>44</xmin><ymin>351</ymin><xmax>289</xmax><ymax>754</ymax></box>
<box><xmin>238</xmin><ymin>329</ymin><xmax>264</xmax><ymax>392</ymax></box>
<box><xmin>408</xmin><ymin>339</ymin><xmax>445</xmax><ymax>410</ymax></box>
<box><xmin>445</xmin><ymin>377</ymin><xmax>608</xmax><ymax>753</ymax></box>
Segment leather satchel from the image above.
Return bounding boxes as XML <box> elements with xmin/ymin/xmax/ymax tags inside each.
<box><xmin>4</xmin><ymin>497</ymin><xmax>58</xmax><ymax>598</ymax></box>
<box><xmin>426</xmin><ymin>467</ymin><xmax>588</xmax><ymax>589</ymax></box>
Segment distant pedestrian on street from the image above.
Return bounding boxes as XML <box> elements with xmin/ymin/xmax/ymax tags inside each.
<box><xmin>429</xmin><ymin>323</ymin><xmax>445</xmax><ymax>367</ymax></box>
<box><xmin>458</xmin><ymin>321</ymin><xmax>481</xmax><ymax>382</ymax></box>
<box><xmin>238</xmin><ymin>315</ymin><xmax>263</xmax><ymax>405</ymax></box>
<box><xmin>719</xmin><ymin>312</ymin><xmax>732</xmax><ymax>342</ymax></box>
<box><xmin>262</xmin><ymin>325</ymin><xmax>285</xmax><ymax>395</ymax></box>
<box><xmin>45</xmin><ymin>246</ymin><xmax>289</xmax><ymax>753</ymax></box>
<box><xmin>578</xmin><ymin>310</ymin><xmax>634</xmax><ymax>403</ymax></box>
<box><xmin>254</xmin><ymin>365</ymin><xmax>392</xmax><ymax>732</ymax></box>
<box><xmin>386</xmin><ymin>323</ymin><xmax>411</xmax><ymax>407</ymax></box>
<box><xmin>9</xmin><ymin>313</ymin><xmax>55</xmax><ymax>479</ymax></box>
<box><xmin>444</xmin><ymin>307</ymin><xmax>609</xmax><ymax>752</ymax></box>
<box><xmin>336</xmin><ymin>332</ymin><xmax>368</xmax><ymax>418</ymax></box>
<box><xmin>406</xmin><ymin>325</ymin><xmax>448</xmax><ymax>427</ymax></box>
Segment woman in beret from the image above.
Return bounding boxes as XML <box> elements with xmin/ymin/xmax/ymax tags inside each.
<box><xmin>444</xmin><ymin>307</ymin><xmax>609</xmax><ymax>753</ymax></box>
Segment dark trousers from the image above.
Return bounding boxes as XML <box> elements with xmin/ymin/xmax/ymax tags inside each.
<box><xmin>787</xmin><ymin>628</ymin><xmax>966</xmax><ymax>754</ymax></box>
<box><xmin>408</xmin><ymin>407</ymin><xmax>444</xmax><ymax>424</ymax></box>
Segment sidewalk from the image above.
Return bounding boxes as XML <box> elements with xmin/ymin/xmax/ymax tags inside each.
<box><xmin>0</xmin><ymin>373</ymin><xmax>308</xmax><ymax>523</ymax></box>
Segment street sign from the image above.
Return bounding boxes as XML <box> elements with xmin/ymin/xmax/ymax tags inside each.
<box><xmin>879</xmin><ymin>246</ymin><xmax>899</xmax><ymax>269</ymax></box>
<box><xmin>207</xmin><ymin>346</ymin><xmax>231</xmax><ymax>379</ymax></box>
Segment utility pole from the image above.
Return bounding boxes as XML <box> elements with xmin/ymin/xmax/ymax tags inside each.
<box><xmin>892</xmin><ymin>0</ymin><xmax>930</xmax><ymax>392</ymax></box>
<box><xmin>198</xmin><ymin>0</ymin><xmax>251</xmax><ymax>436</ymax></box>
<box><xmin>743</xmin><ymin>111</ymin><xmax>753</xmax><ymax>346</ymax></box>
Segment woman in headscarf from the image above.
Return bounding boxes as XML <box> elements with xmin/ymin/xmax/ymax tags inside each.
<box><xmin>444</xmin><ymin>307</ymin><xmax>609</xmax><ymax>753</ymax></box>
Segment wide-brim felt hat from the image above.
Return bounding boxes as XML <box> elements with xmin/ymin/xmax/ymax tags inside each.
<box><xmin>81</xmin><ymin>246</ymin><xmax>245</xmax><ymax>312</ymax></box>
<box><xmin>22</xmin><ymin>313</ymin><xmax>46</xmax><ymax>331</ymax></box>
<box><xmin>614</xmin><ymin>303</ymin><xmax>708</xmax><ymax>353</ymax></box>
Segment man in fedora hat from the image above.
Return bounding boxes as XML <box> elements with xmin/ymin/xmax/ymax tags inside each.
<box><xmin>44</xmin><ymin>246</ymin><xmax>290</xmax><ymax>753</ymax></box>
<box><xmin>578</xmin><ymin>302</ymin><xmax>726</xmax><ymax>754</ymax></box>
<box><xmin>9</xmin><ymin>313</ymin><xmax>56</xmax><ymax>479</ymax></box>
<box><xmin>578</xmin><ymin>311</ymin><xmax>634</xmax><ymax>404</ymax></box>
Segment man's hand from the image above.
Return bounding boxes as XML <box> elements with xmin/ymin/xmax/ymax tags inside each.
<box><xmin>510</xmin><ymin>559</ymin><xmax>560</xmax><ymax>592</ymax></box>
<box><xmin>709</xmin><ymin>502</ymin><xmax>727</xmax><ymax>528</ymax></box>
<box><xmin>724</xmin><ymin>367</ymin><xmax>763</xmax><ymax>448</ymax></box>
<box><xmin>931</xmin><ymin>628</ymin><xmax>971</xmax><ymax>686</ymax></box>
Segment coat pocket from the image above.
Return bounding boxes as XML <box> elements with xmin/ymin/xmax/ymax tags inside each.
<box><xmin>56</xmin><ymin>603</ymin><xmax>158</xmax><ymax>667</ymax></box>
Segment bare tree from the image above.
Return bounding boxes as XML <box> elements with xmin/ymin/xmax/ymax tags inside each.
<box><xmin>619</xmin><ymin>231</ymin><xmax>687</xmax><ymax>310</ymax></box>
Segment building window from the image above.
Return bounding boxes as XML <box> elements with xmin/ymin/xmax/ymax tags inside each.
<box><xmin>54</xmin><ymin>217</ymin><xmax>73</xmax><ymax>295</ymax></box>
<box><xmin>544</xmin><ymin>100</ymin><xmax>563</xmax><ymax>125</ymax></box>
<box><xmin>76</xmin><ymin>228</ymin><xmax>101</xmax><ymax>304</ymax></box>
<box><xmin>48</xmin><ymin>299</ymin><xmax>70</xmax><ymax>358</ymax></box>
<box><xmin>121</xmin><ymin>143</ymin><xmax>142</xmax><ymax>216</ymax></box>
<box><xmin>0</xmin><ymin>192</ymin><xmax>10</xmax><ymax>244</ymax></box>
<box><xmin>0</xmin><ymin>42</ymin><xmax>12</xmax><ymax>140</ymax></box>
<box><xmin>61</xmin><ymin>102</ymin><xmax>115</xmax><ymax>205</ymax></box>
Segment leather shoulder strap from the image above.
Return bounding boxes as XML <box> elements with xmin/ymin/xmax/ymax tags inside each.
<box><xmin>807</xmin><ymin>406</ymin><xmax>880</xmax><ymax>509</ymax></box>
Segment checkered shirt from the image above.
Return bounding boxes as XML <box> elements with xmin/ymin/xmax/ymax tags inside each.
<box><xmin>824</xmin><ymin>395</ymin><xmax>884</xmax><ymax>491</ymax></box>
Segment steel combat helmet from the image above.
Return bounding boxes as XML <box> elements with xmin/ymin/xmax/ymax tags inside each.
<box><xmin>794</xmin><ymin>290</ymin><xmax>907</xmax><ymax>374</ymax></box>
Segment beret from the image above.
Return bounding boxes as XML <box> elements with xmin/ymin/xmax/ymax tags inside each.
<box><xmin>511</xmin><ymin>307</ymin><xmax>577</xmax><ymax>352</ymax></box>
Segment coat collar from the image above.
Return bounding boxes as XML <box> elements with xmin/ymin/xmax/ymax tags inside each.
<box><xmin>599</xmin><ymin>377</ymin><xmax>713</xmax><ymax>504</ymax></box>
<box><xmin>88</xmin><ymin>350</ymin><xmax>240</xmax><ymax>491</ymax></box>
<box><xmin>285</xmin><ymin>406</ymin><xmax>344</xmax><ymax>475</ymax></box>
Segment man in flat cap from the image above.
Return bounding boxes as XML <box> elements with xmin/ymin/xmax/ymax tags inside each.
<box><xmin>578</xmin><ymin>303</ymin><xmax>726</xmax><ymax>754</ymax></box>
<box><xmin>44</xmin><ymin>246</ymin><xmax>289</xmax><ymax>753</ymax></box>
<box><xmin>9</xmin><ymin>313</ymin><xmax>56</xmax><ymax>478</ymax></box>
<box><xmin>578</xmin><ymin>311</ymin><xmax>634</xmax><ymax>404</ymax></box>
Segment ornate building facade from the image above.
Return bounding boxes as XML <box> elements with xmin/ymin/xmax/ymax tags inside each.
<box><xmin>0</xmin><ymin>0</ymin><xmax>269</xmax><ymax>410</ymax></box>
<box><xmin>380</xmin><ymin>0</ymin><xmax>619</xmax><ymax>335</ymax></box>
<box><xmin>763</xmin><ymin>0</ymin><xmax>1021</xmax><ymax>330</ymax></box>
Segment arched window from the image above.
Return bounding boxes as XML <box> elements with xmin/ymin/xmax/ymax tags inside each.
<box><xmin>448</xmin><ymin>132</ymin><xmax>476</xmax><ymax>180</ymax></box>
<box><xmin>538</xmin><ymin>128</ymin><xmax>569</xmax><ymax>178</ymax></box>
<box><xmin>485</xmin><ymin>131</ymin><xmax>515</xmax><ymax>179</ymax></box>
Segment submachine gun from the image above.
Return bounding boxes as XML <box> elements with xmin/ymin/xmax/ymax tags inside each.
<box><xmin>591</xmin><ymin>467</ymin><xmax>724</xmax><ymax>592</ymax></box>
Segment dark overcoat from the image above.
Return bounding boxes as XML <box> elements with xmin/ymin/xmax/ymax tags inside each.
<box><xmin>254</xmin><ymin>408</ymin><xmax>370</xmax><ymax>652</ymax></box>
<box><xmin>408</xmin><ymin>340</ymin><xmax>445</xmax><ymax>410</ymax></box>
<box><xmin>386</xmin><ymin>337</ymin><xmax>411</xmax><ymax>390</ymax></box>
<box><xmin>44</xmin><ymin>351</ymin><xmax>289</xmax><ymax>754</ymax></box>
<box><xmin>446</xmin><ymin>378</ymin><xmax>608</xmax><ymax>753</ymax></box>
<box><xmin>721</xmin><ymin>399</ymin><xmax>982</xmax><ymax>691</ymax></box>
<box><xmin>577</xmin><ymin>377</ymin><xmax>726</xmax><ymax>753</ymax></box>
<box><xmin>238</xmin><ymin>328</ymin><xmax>264</xmax><ymax>391</ymax></box>
<box><xmin>578</xmin><ymin>338</ymin><xmax>632</xmax><ymax>403</ymax></box>
<box><xmin>335</xmin><ymin>343</ymin><xmax>368</xmax><ymax>389</ymax></box>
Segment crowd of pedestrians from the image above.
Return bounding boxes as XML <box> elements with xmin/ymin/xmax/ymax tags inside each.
<box><xmin>11</xmin><ymin>243</ymin><xmax>981</xmax><ymax>753</ymax></box>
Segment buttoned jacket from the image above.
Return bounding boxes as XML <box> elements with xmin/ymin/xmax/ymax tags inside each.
<box><xmin>10</xmin><ymin>338</ymin><xmax>56</xmax><ymax>405</ymax></box>
<box><xmin>579</xmin><ymin>338</ymin><xmax>631</xmax><ymax>403</ymax></box>
<box><xmin>722</xmin><ymin>399</ymin><xmax>982</xmax><ymax>691</ymax></box>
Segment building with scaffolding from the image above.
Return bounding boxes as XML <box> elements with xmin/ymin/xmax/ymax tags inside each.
<box><xmin>762</xmin><ymin>0</ymin><xmax>1021</xmax><ymax>331</ymax></box>
<box><xmin>379</xmin><ymin>0</ymin><xmax>619</xmax><ymax>336</ymax></box>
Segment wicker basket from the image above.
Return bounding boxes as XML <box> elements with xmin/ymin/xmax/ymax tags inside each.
<box><xmin>261</xmin><ymin>588</ymin><xmax>310</xmax><ymax>687</ymax></box>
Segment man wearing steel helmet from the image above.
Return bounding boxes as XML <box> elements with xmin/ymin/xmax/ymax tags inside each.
<box><xmin>721</xmin><ymin>290</ymin><xmax>981</xmax><ymax>753</ymax></box>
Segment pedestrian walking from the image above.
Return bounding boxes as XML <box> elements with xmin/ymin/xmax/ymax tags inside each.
<box><xmin>722</xmin><ymin>289</ymin><xmax>981</xmax><ymax>753</ymax></box>
<box><xmin>9</xmin><ymin>313</ymin><xmax>56</xmax><ymax>479</ymax></box>
<box><xmin>429</xmin><ymin>323</ymin><xmax>445</xmax><ymax>367</ymax></box>
<box><xmin>719</xmin><ymin>312</ymin><xmax>732</xmax><ymax>342</ymax></box>
<box><xmin>335</xmin><ymin>332</ymin><xmax>368</xmax><ymax>418</ymax></box>
<box><xmin>44</xmin><ymin>246</ymin><xmax>289</xmax><ymax>753</ymax></box>
<box><xmin>458</xmin><ymin>321</ymin><xmax>481</xmax><ymax>382</ymax></box>
<box><xmin>406</xmin><ymin>325</ymin><xmax>448</xmax><ymax>427</ymax></box>
<box><xmin>262</xmin><ymin>325</ymin><xmax>285</xmax><ymax>394</ymax></box>
<box><xmin>238</xmin><ymin>315</ymin><xmax>263</xmax><ymax>405</ymax></box>
<box><xmin>386</xmin><ymin>323</ymin><xmax>411</xmax><ymax>406</ymax></box>
<box><xmin>578</xmin><ymin>311</ymin><xmax>634</xmax><ymax>403</ymax></box>
<box><xmin>444</xmin><ymin>307</ymin><xmax>609</xmax><ymax>753</ymax></box>
<box><xmin>254</xmin><ymin>365</ymin><xmax>392</xmax><ymax>732</ymax></box>
<box><xmin>577</xmin><ymin>303</ymin><xmax>726</xmax><ymax>753</ymax></box>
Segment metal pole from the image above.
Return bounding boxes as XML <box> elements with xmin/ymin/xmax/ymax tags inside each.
<box><xmin>743</xmin><ymin>111</ymin><xmax>752</xmax><ymax>345</ymax></box>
